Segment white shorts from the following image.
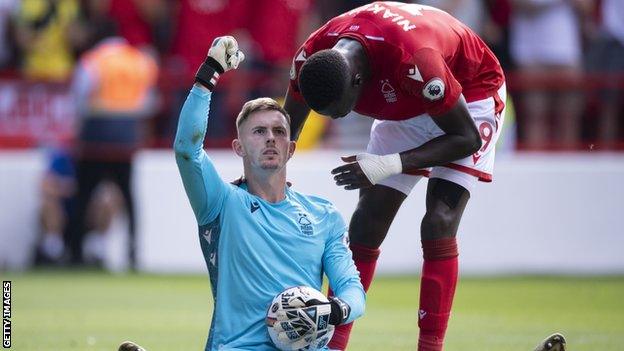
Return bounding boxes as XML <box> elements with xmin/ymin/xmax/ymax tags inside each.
<box><xmin>366</xmin><ymin>84</ymin><xmax>507</xmax><ymax>195</ymax></box>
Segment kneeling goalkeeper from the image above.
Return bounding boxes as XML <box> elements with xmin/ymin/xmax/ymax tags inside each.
<box><xmin>173</xmin><ymin>36</ymin><xmax>364</xmax><ymax>350</ymax></box>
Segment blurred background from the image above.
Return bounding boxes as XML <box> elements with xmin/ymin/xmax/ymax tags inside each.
<box><xmin>0</xmin><ymin>0</ymin><xmax>623</xmax><ymax>272</ymax></box>
<box><xmin>0</xmin><ymin>1</ymin><xmax>623</xmax><ymax>350</ymax></box>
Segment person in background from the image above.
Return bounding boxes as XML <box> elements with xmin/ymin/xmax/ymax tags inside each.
<box><xmin>509</xmin><ymin>0</ymin><xmax>593</xmax><ymax>150</ymax></box>
<box><xmin>244</xmin><ymin>0</ymin><xmax>315</xmax><ymax>99</ymax></box>
<box><xmin>13</xmin><ymin>0</ymin><xmax>87</xmax><ymax>81</ymax></box>
<box><xmin>173</xmin><ymin>36</ymin><xmax>365</xmax><ymax>350</ymax></box>
<box><xmin>415</xmin><ymin>0</ymin><xmax>488</xmax><ymax>35</ymax></box>
<box><xmin>65</xmin><ymin>28</ymin><xmax>158</xmax><ymax>269</ymax></box>
<box><xmin>35</xmin><ymin>147</ymin><xmax>124</xmax><ymax>267</ymax></box>
<box><xmin>35</xmin><ymin>148</ymin><xmax>76</xmax><ymax>265</ymax></box>
<box><xmin>107</xmin><ymin>0</ymin><xmax>170</xmax><ymax>55</ymax></box>
<box><xmin>285</xmin><ymin>2</ymin><xmax>506</xmax><ymax>350</ymax></box>
<box><xmin>164</xmin><ymin>0</ymin><xmax>248</xmax><ymax>144</ymax></box>
<box><xmin>585</xmin><ymin>0</ymin><xmax>624</xmax><ymax>149</ymax></box>
<box><xmin>0</xmin><ymin>0</ymin><xmax>18</xmax><ymax>71</ymax></box>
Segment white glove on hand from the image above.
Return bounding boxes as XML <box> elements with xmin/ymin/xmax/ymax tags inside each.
<box><xmin>356</xmin><ymin>153</ymin><xmax>403</xmax><ymax>185</ymax></box>
<box><xmin>274</xmin><ymin>297</ymin><xmax>332</xmax><ymax>349</ymax></box>
<box><xmin>207</xmin><ymin>36</ymin><xmax>245</xmax><ymax>72</ymax></box>
<box><xmin>195</xmin><ymin>36</ymin><xmax>245</xmax><ymax>90</ymax></box>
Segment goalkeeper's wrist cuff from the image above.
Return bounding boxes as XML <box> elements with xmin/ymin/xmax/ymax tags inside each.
<box><xmin>328</xmin><ymin>297</ymin><xmax>351</xmax><ymax>325</ymax></box>
<box><xmin>195</xmin><ymin>57</ymin><xmax>224</xmax><ymax>91</ymax></box>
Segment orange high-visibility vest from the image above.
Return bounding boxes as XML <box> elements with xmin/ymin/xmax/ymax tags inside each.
<box><xmin>82</xmin><ymin>41</ymin><xmax>158</xmax><ymax>113</ymax></box>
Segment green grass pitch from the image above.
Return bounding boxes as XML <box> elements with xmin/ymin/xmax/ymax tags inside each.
<box><xmin>5</xmin><ymin>272</ymin><xmax>624</xmax><ymax>350</ymax></box>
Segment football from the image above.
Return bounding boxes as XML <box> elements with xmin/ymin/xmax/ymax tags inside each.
<box><xmin>266</xmin><ymin>286</ymin><xmax>335</xmax><ymax>350</ymax></box>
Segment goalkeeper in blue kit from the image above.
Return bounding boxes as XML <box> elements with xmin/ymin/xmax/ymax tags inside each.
<box><xmin>173</xmin><ymin>36</ymin><xmax>364</xmax><ymax>350</ymax></box>
<box><xmin>117</xmin><ymin>36</ymin><xmax>566</xmax><ymax>351</ymax></box>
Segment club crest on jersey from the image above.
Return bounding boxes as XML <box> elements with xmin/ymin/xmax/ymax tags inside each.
<box><xmin>298</xmin><ymin>213</ymin><xmax>314</xmax><ymax>236</ymax></box>
<box><xmin>422</xmin><ymin>78</ymin><xmax>445</xmax><ymax>101</ymax></box>
<box><xmin>380</xmin><ymin>79</ymin><xmax>397</xmax><ymax>103</ymax></box>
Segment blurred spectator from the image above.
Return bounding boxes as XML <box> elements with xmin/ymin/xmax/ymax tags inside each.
<box><xmin>0</xmin><ymin>0</ymin><xmax>18</xmax><ymax>70</ymax></box>
<box><xmin>482</xmin><ymin>0</ymin><xmax>513</xmax><ymax>70</ymax></box>
<box><xmin>73</xmin><ymin>0</ymin><xmax>118</xmax><ymax>55</ymax></box>
<box><xmin>65</xmin><ymin>33</ymin><xmax>158</xmax><ymax>269</ymax></box>
<box><xmin>108</xmin><ymin>0</ymin><xmax>171</xmax><ymax>55</ymax></box>
<box><xmin>509</xmin><ymin>0</ymin><xmax>593</xmax><ymax>150</ymax></box>
<box><xmin>80</xmin><ymin>180</ymin><xmax>124</xmax><ymax>266</ymax></box>
<box><xmin>164</xmin><ymin>0</ymin><xmax>249</xmax><ymax>144</ymax></box>
<box><xmin>35</xmin><ymin>148</ymin><xmax>76</xmax><ymax>265</ymax></box>
<box><xmin>35</xmin><ymin>147</ymin><xmax>125</xmax><ymax>267</ymax></box>
<box><xmin>314</xmin><ymin>0</ymin><xmax>371</xmax><ymax>22</ymax></box>
<box><xmin>585</xmin><ymin>0</ymin><xmax>624</xmax><ymax>149</ymax></box>
<box><xmin>416</xmin><ymin>0</ymin><xmax>488</xmax><ymax>35</ymax></box>
<box><xmin>169</xmin><ymin>0</ymin><xmax>247</xmax><ymax>86</ymax></box>
<box><xmin>13</xmin><ymin>0</ymin><xmax>88</xmax><ymax>81</ymax></box>
<box><xmin>245</xmin><ymin>0</ymin><xmax>315</xmax><ymax>98</ymax></box>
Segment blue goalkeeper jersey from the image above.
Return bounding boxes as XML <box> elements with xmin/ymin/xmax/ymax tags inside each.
<box><xmin>174</xmin><ymin>86</ymin><xmax>365</xmax><ymax>351</ymax></box>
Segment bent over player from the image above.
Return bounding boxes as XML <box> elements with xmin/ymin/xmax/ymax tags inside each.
<box><xmin>173</xmin><ymin>36</ymin><xmax>364</xmax><ymax>350</ymax></box>
<box><xmin>285</xmin><ymin>2</ymin><xmax>506</xmax><ymax>350</ymax></box>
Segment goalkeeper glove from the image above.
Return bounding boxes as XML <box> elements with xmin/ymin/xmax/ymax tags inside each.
<box><xmin>327</xmin><ymin>296</ymin><xmax>351</xmax><ymax>325</ymax></box>
<box><xmin>195</xmin><ymin>36</ymin><xmax>245</xmax><ymax>91</ymax></box>
<box><xmin>274</xmin><ymin>296</ymin><xmax>351</xmax><ymax>346</ymax></box>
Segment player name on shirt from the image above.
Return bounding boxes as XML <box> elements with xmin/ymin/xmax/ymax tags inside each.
<box><xmin>342</xmin><ymin>2</ymin><xmax>445</xmax><ymax>32</ymax></box>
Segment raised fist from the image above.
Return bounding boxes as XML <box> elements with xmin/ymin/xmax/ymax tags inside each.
<box><xmin>195</xmin><ymin>36</ymin><xmax>245</xmax><ymax>90</ymax></box>
<box><xmin>207</xmin><ymin>36</ymin><xmax>245</xmax><ymax>72</ymax></box>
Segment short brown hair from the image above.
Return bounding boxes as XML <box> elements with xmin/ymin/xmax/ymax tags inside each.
<box><xmin>236</xmin><ymin>97</ymin><xmax>291</xmax><ymax>131</ymax></box>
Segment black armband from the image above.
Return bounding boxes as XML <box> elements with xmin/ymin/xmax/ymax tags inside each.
<box><xmin>328</xmin><ymin>296</ymin><xmax>351</xmax><ymax>325</ymax></box>
<box><xmin>194</xmin><ymin>57</ymin><xmax>224</xmax><ymax>91</ymax></box>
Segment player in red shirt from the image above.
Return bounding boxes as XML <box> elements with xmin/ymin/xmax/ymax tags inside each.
<box><xmin>285</xmin><ymin>2</ymin><xmax>506</xmax><ymax>351</ymax></box>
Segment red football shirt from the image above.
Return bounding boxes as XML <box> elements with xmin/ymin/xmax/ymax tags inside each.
<box><xmin>171</xmin><ymin>0</ymin><xmax>248</xmax><ymax>81</ymax></box>
<box><xmin>247</xmin><ymin>0</ymin><xmax>311</xmax><ymax>64</ymax></box>
<box><xmin>109</xmin><ymin>0</ymin><xmax>152</xmax><ymax>48</ymax></box>
<box><xmin>289</xmin><ymin>2</ymin><xmax>505</xmax><ymax>120</ymax></box>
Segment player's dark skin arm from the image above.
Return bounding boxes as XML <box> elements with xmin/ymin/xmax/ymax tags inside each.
<box><xmin>399</xmin><ymin>95</ymin><xmax>482</xmax><ymax>171</ymax></box>
<box><xmin>284</xmin><ymin>87</ymin><xmax>311</xmax><ymax>141</ymax></box>
<box><xmin>346</xmin><ymin>97</ymin><xmax>479</xmax><ymax>246</ymax></box>
<box><xmin>332</xmin><ymin>95</ymin><xmax>481</xmax><ymax>189</ymax></box>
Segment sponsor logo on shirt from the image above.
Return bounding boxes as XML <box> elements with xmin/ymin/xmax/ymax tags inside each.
<box><xmin>407</xmin><ymin>64</ymin><xmax>423</xmax><ymax>82</ymax></box>
<box><xmin>298</xmin><ymin>213</ymin><xmax>314</xmax><ymax>236</ymax></box>
<box><xmin>422</xmin><ymin>78</ymin><xmax>445</xmax><ymax>101</ymax></box>
<box><xmin>380</xmin><ymin>79</ymin><xmax>397</xmax><ymax>103</ymax></box>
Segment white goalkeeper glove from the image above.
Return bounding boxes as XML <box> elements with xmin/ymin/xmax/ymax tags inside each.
<box><xmin>274</xmin><ymin>296</ymin><xmax>350</xmax><ymax>348</ymax></box>
<box><xmin>208</xmin><ymin>36</ymin><xmax>245</xmax><ymax>72</ymax></box>
<box><xmin>195</xmin><ymin>36</ymin><xmax>245</xmax><ymax>90</ymax></box>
